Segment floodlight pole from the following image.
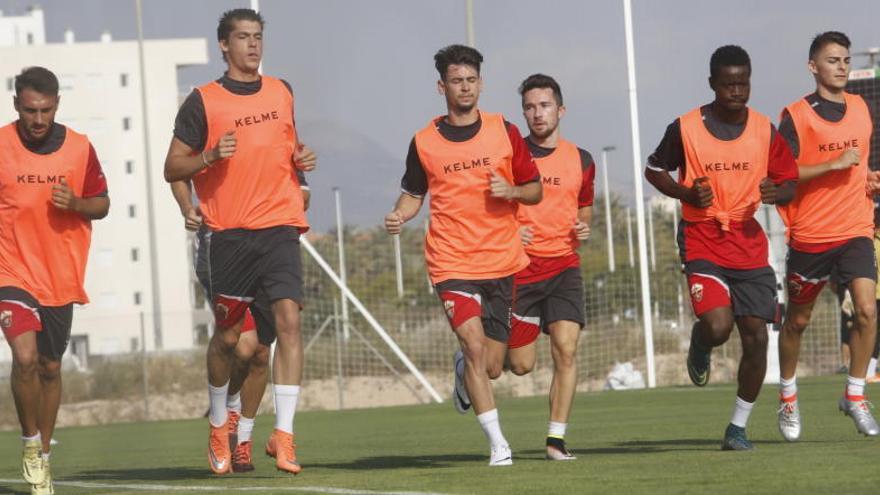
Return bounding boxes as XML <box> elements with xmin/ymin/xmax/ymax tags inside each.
<box><xmin>601</xmin><ymin>146</ymin><xmax>616</xmax><ymax>272</ymax></box>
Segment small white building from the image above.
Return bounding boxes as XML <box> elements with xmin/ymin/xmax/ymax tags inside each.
<box><xmin>0</xmin><ymin>7</ymin><xmax>211</xmax><ymax>364</ymax></box>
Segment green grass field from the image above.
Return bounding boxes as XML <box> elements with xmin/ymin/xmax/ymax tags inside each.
<box><xmin>0</xmin><ymin>375</ymin><xmax>878</xmax><ymax>494</ymax></box>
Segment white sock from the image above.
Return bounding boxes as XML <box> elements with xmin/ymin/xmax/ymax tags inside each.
<box><xmin>273</xmin><ymin>384</ymin><xmax>300</xmax><ymax>435</ymax></box>
<box><xmin>847</xmin><ymin>376</ymin><xmax>866</xmax><ymax>398</ymax></box>
<box><xmin>238</xmin><ymin>416</ymin><xmax>255</xmax><ymax>443</ymax></box>
<box><xmin>868</xmin><ymin>358</ymin><xmax>878</xmax><ymax>378</ymax></box>
<box><xmin>729</xmin><ymin>396</ymin><xmax>754</xmax><ymax>428</ymax></box>
<box><xmin>226</xmin><ymin>392</ymin><xmax>242</xmax><ymax>414</ymax></box>
<box><xmin>208</xmin><ymin>381</ymin><xmax>230</xmax><ymax>427</ymax></box>
<box><xmin>779</xmin><ymin>375</ymin><xmax>797</xmax><ymax>400</ymax></box>
<box><xmin>21</xmin><ymin>432</ymin><xmax>40</xmax><ymax>442</ymax></box>
<box><xmin>477</xmin><ymin>409</ymin><xmax>508</xmax><ymax>449</ymax></box>
<box><xmin>41</xmin><ymin>451</ymin><xmax>50</xmax><ymax>461</ymax></box>
<box><xmin>548</xmin><ymin>421</ymin><xmax>567</xmax><ymax>439</ymax></box>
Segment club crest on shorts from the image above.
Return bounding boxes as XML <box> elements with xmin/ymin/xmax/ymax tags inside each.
<box><xmin>444</xmin><ymin>299</ymin><xmax>455</xmax><ymax>319</ymax></box>
<box><xmin>0</xmin><ymin>310</ymin><xmax>11</xmax><ymax>329</ymax></box>
<box><xmin>214</xmin><ymin>302</ymin><xmax>230</xmax><ymax>321</ymax></box>
<box><xmin>690</xmin><ymin>283</ymin><xmax>704</xmax><ymax>302</ymax></box>
<box><xmin>787</xmin><ymin>278</ymin><xmax>803</xmax><ymax>298</ymax></box>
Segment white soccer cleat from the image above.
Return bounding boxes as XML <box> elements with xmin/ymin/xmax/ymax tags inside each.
<box><xmin>452</xmin><ymin>350</ymin><xmax>471</xmax><ymax>414</ymax></box>
<box><xmin>546</xmin><ymin>437</ymin><xmax>577</xmax><ymax>460</ymax></box>
<box><xmin>21</xmin><ymin>439</ymin><xmax>45</xmax><ymax>485</ymax></box>
<box><xmin>839</xmin><ymin>396</ymin><xmax>880</xmax><ymax>436</ymax></box>
<box><xmin>489</xmin><ymin>444</ymin><xmax>513</xmax><ymax>466</ymax></box>
<box><xmin>777</xmin><ymin>396</ymin><xmax>801</xmax><ymax>442</ymax></box>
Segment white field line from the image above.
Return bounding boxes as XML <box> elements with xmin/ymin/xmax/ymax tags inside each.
<box><xmin>0</xmin><ymin>479</ymin><xmax>450</xmax><ymax>495</ymax></box>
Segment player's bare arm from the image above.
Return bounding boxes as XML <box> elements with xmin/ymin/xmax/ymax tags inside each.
<box><xmin>170</xmin><ymin>180</ymin><xmax>202</xmax><ymax>232</ymax></box>
<box><xmin>488</xmin><ymin>170</ymin><xmax>542</xmax><ymax>204</ymax></box>
<box><xmin>797</xmin><ymin>147</ymin><xmax>860</xmax><ymax>182</ymax></box>
<box><xmin>384</xmin><ymin>192</ymin><xmax>424</xmax><ymax>234</ymax></box>
<box><xmin>51</xmin><ymin>183</ymin><xmax>109</xmax><ymax>219</ymax></box>
<box><xmin>645</xmin><ymin>168</ymin><xmax>714</xmax><ymax>208</ymax></box>
<box><xmin>574</xmin><ymin>206</ymin><xmax>592</xmax><ymax>241</ymax></box>
<box><xmin>164</xmin><ymin>131</ymin><xmax>236</xmax><ymax>182</ymax></box>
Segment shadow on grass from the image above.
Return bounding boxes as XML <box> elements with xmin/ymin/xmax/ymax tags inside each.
<box><xmin>312</xmin><ymin>454</ymin><xmax>484</xmax><ymax>470</ymax></box>
<box><xmin>64</xmin><ymin>467</ymin><xmax>216</xmax><ymax>482</ymax></box>
<box><xmin>0</xmin><ymin>485</ymin><xmax>26</xmax><ymax>495</ymax></box>
<box><xmin>516</xmin><ymin>437</ymin><xmax>809</xmax><ymax>457</ymax></box>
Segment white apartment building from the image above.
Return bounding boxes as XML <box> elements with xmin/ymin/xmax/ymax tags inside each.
<box><xmin>0</xmin><ymin>7</ymin><xmax>211</xmax><ymax>364</ymax></box>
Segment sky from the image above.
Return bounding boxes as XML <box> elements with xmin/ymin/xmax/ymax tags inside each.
<box><xmin>0</xmin><ymin>0</ymin><xmax>876</xmax><ymax>231</ymax></box>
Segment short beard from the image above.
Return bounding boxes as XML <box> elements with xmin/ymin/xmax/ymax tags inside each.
<box><xmin>529</xmin><ymin>122</ymin><xmax>557</xmax><ymax>140</ymax></box>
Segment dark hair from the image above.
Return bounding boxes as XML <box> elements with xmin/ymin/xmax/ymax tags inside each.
<box><xmin>710</xmin><ymin>45</ymin><xmax>751</xmax><ymax>78</ymax></box>
<box><xmin>518</xmin><ymin>73</ymin><xmax>563</xmax><ymax>106</ymax></box>
<box><xmin>217</xmin><ymin>8</ymin><xmax>264</xmax><ymax>42</ymax></box>
<box><xmin>434</xmin><ymin>44</ymin><xmax>483</xmax><ymax>80</ymax></box>
<box><xmin>809</xmin><ymin>31</ymin><xmax>851</xmax><ymax>60</ymax></box>
<box><xmin>14</xmin><ymin>66</ymin><xmax>59</xmax><ymax>97</ymax></box>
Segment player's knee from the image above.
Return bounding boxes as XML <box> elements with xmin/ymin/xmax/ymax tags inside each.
<box><xmin>275</xmin><ymin>309</ymin><xmax>301</xmax><ymax>336</ymax></box>
<box><xmin>211</xmin><ymin>326</ymin><xmax>241</xmax><ymax>352</ymax></box>
<box><xmin>37</xmin><ymin>357</ymin><xmax>61</xmax><ymax>381</ymax></box>
<box><xmin>703</xmin><ymin>318</ymin><xmax>733</xmax><ymax>346</ymax></box>
<box><xmin>856</xmin><ymin>301</ymin><xmax>877</xmax><ymax>325</ymax></box>
<box><xmin>487</xmin><ymin>363</ymin><xmax>504</xmax><ymax>379</ymax></box>
<box><xmin>553</xmin><ymin>348</ymin><xmax>577</xmax><ymax>370</ymax></box>
<box><xmin>251</xmin><ymin>345</ymin><xmax>271</xmax><ymax>368</ymax></box>
<box><xmin>509</xmin><ymin>361</ymin><xmax>533</xmax><ymax>376</ymax></box>
<box><xmin>459</xmin><ymin>338</ymin><xmax>486</xmax><ymax>363</ymax></box>
<box><xmin>784</xmin><ymin>309</ymin><xmax>812</xmax><ymax>334</ymax></box>
<box><xmin>12</xmin><ymin>351</ymin><xmax>38</xmax><ymax>376</ymax></box>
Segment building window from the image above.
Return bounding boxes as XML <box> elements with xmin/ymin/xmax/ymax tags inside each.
<box><xmin>125</xmin><ymin>160</ymin><xmax>134</xmax><ymax>174</ymax></box>
<box><xmin>122</xmin><ymin>117</ymin><xmax>131</xmax><ymax>131</ymax></box>
<box><xmin>26</xmin><ymin>32</ymin><xmax>34</xmax><ymax>45</ymax></box>
<box><xmin>120</xmin><ymin>73</ymin><xmax>128</xmax><ymax>87</ymax></box>
<box><xmin>131</xmin><ymin>248</ymin><xmax>139</xmax><ymax>262</ymax></box>
<box><xmin>5</xmin><ymin>78</ymin><xmax>12</xmax><ymax>92</ymax></box>
<box><xmin>128</xmin><ymin>205</ymin><xmax>136</xmax><ymax>218</ymax></box>
<box><xmin>134</xmin><ymin>291</ymin><xmax>142</xmax><ymax>305</ymax></box>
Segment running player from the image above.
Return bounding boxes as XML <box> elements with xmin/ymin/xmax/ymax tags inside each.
<box><xmin>163</xmin><ymin>8</ymin><xmax>314</xmax><ymax>474</ymax></box>
<box><xmin>384</xmin><ymin>44</ymin><xmax>541</xmax><ymax>466</ymax></box>
<box><xmin>506</xmin><ymin>74</ymin><xmax>594</xmax><ymax>460</ymax></box>
<box><xmin>170</xmin><ymin>171</ymin><xmax>311</xmax><ymax>472</ymax></box>
<box><xmin>645</xmin><ymin>45</ymin><xmax>797</xmax><ymax>450</ymax></box>
<box><xmin>0</xmin><ymin>66</ymin><xmax>110</xmax><ymax>494</ymax></box>
<box><xmin>776</xmin><ymin>31</ymin><xmax>879</xmax><ymax>440</ymax></box>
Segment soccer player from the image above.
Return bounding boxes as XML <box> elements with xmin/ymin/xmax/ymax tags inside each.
<box><xmin>645</xmin><ymin>45</ymin><xmax>797</xmax><ymax>450</ymax></box>
<box><xmin>384</xmin><ymin>44</ymin><xmax>541</xmax><ymax>466</ymax></box>
<box><xmin>0</xmin><ymin>66</ymin><xmax>110</xmax><ymax>494</ymax></box>
<box><xmin>506</xmin><ymin>74</ymin><xmax>594</xmax><ymax>460</ymax></box>
<box><xmin>775</xmin><ymin>31</ymin><xmax>879</xmax><ymax>440</ymax></box>
<box><xmin>171</xmin><ymin>171</ymin><xmax>311</xmax><ymax>472</ymax></box>
<box><xmin>163</xmin><ymin>8</ymin><xmax>314</xmax><ymax>474</ymax></box>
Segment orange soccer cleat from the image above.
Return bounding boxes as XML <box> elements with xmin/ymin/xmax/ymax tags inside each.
<box><xmin>207</xmin><ymin>419</ymin><xmax>231</xmax><ymax>474</ymax></box>
<box><xmin>265</xmin><ymin>429</ymin><xmax>302</xmax><ymax>474</ymax></box>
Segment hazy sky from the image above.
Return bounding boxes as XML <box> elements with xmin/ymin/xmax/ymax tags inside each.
<box><xmin>0</xmin><ymin>0</ymin><xmax>875</xmax><ymax>231</ymax></box>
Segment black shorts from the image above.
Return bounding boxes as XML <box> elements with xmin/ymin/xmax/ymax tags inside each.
<box><xmin>684</xmin><ymin>259</ymin><xmax>778</xmax><ymax>322</ymax></box>
<box><xmin>0</xmin><ymin>287</ymin><xmax>72</xmax><ymax>360</ymax></box>
<box><xmin>787</xmin><ymin>237</ymin><xmax>877</xmax><ymax>305</ymax></box>
<box><xmin>197</xmin><ymin>225</ymin><xmax>303</xmax><ymax>330</ymax></box>
<box><xmin>435</xmin><ymin>276</ymin><xmax>514</xmax><ymax>343</ymax></box>
<box><xmin>195</xmin><ymin>227</ymin><xmax>277</xmax><ymax>345</ymax></box>
<box><xmin>510</xmin><ymin>268</ymin><xmax>585</xmax><ymax>349</ymax></box>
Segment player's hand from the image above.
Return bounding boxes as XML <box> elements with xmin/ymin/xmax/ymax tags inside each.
<box><xmin>831</xmin><ymin>148</ymin><xmax>860</xmax><ymax>171</ymax></box>
<box><xmin>293</xmin><ymin>144</ymin><xmax>317</xmax><ymax>172</ymax></box>
<box><xmin>489</xmin><ymin>170</ymin><xmax>516</xmax><ymax>200</ymax></box>
<box><xmin>519</xmin><ymin>226</ymin><xmax>534</xmax><ymax>246</ymax></box>
<box><xmin>51</xmin><ymin>183</ymin><xmax>80</xmax><ymax>212</ymax></box>
<box><xmin>686</xmin><ymin>177</ymin><xmax>713</xmax><ymax>208</ymax></box>
<box><xmin>385</xmin><ymin>210</ymin><xmax>404</xmax><ymax>235</ymax></box>
<box><xmin>574</xmin><ymin>220</ymin><xmax>591</xmax><ymax>241</ymax></box>
<box><xmin>866</xmin><ymin>170</ymin><xmax>880</xmax><ymax>195</ymax></box>
<box><xmin>209</xmin><ymin>131</ymin><xmax>236</xmax><ymax>163</ymax></box>
<box><xmin>841</xmin><ymin>289</ymin><xmax>854</xmax><ymax>317</ymax></box>
<box><xmin>182</xmin><ymin>206</ymin><xmax>202</xmax><ymax>232</ymax></box>
<box><xmin>759</xmin><ymin>177</ymin><xmax>778</xmax><ymax>204</ymax></box>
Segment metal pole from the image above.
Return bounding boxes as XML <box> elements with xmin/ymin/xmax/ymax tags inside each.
<box><xmin>602</xmin><ymin>146</ymin><xmax>616</xmax><ymax>273</ymax></box>
<box><xmin>134</xmin><ymin>0</ymin><xmax>163</xmax><ymax>349</ymax></box>
<box><xmin>465</xmin><ymin>0</ymin><xmax>475</xmax><ymax>47</ymax></box>
<box><xmin>140</xmin><ymin>311</ymin><xmax>150</xmax><ymax>420</ymax></box>
<box><xmin>393</xmin><ymin>235</ymin><xmax>404</xmax><ymax>298</ymax></box>
<box><xmin>301</xmin><ymin>237</ymin><xmax>444</xmax><ymax>403</ymax></box>
<box><xmin>647</xmin><ymin>201</ymin><xmax>656</xmax><ymax>271</ymax></box>
<box><xmin>333</xmin><ymin>298</ymin><xmax>344</xmax><ymax>410</ymax></box>
<box><xmin>623</xmin><ymin>0</ymin><xmax>656</xmax><ymax>387</ymax></box>
<box><xmin>334</xmin><ymin>188</ymin><xmax>351</xmax><ymax>340</ymax></box>
<box><xmin>626</xmin><ymin>207</ymin><xmax>635</xmax><ymax>268</ymax></box>
<box><xmin>425</xmin><ymin>218</ymin><xmax>434</xmax><ymax>294</ymax></box>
